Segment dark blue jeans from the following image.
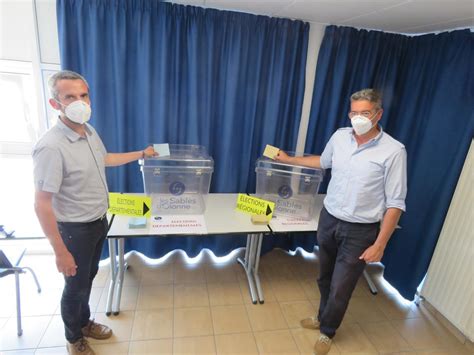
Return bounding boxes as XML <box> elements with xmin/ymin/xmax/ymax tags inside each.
<box><xmin>317</xmin><ymin>207</ymin><xmax>379</xmax><ymax>338</ymax></box>
<box><xmin>57</xmin><ymin>216</ymin><xmax>108</xmax><ymax>343</ymax></box>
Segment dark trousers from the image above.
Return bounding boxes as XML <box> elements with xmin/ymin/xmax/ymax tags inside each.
<box><xmin>316</xmin><ymin>207</ymin><xmax>379</xmax><ymax>338</ymax></box>
<box><xmin>57</xmin><ymin>216</ymin><xmax>108</xmax><ymax>343</ymax></box>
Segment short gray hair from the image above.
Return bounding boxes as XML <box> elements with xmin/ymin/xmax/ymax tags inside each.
<box><xmin>48</xmin><ymin>70</ymin><xmax>89</xmax><ymax>99</ymax></box>
<box><xmin>350</xmin><ymin>89</ymin><xmax>382</xmax><ymax>110</ymax></box>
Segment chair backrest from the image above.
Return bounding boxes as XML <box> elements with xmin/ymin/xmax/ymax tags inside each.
<box><xmin>0</xmin><ymin>250</ymin><xmax>13</xmax><ymax>268</ymax></box>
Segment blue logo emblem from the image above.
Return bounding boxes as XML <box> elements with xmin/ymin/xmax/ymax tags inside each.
<box><xmin>169</xmin><ymin>181</ymin><xmax>185</xmax><ymax>196</ymax></box>
<box><xmin>278</xmin><ymin>185</ymin><xmax>293</xmax><ymax>199</ymax></box>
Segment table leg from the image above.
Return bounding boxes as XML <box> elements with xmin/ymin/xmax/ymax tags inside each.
<box><xmin>105</xmin><ymin>238</ymin><xmax>117</xmax><ymax>316</ymax></box>
<box><xmin>112</xmin><ymin>238</ymin><xmax>126</xmax><ymax>315</ymax></box>
<box><xmin>253</xmin><ymin>233</ymin><xmax>265</xmax><ymax>303</ymax></box>
<box><xmin>237</xmin><ymin>234</ymin><xmax>258</xmax><ymax>304</ymax></box>
<box><xmin>14</xmin><ymin>271</ymin><xmax>22</xmax><ymax>336</ymax></box>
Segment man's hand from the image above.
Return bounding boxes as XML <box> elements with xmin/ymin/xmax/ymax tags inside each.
<box><xmin>359</xmin><ymin>243</ymin><xmax>385</xmax><ymax>263</ymax></box>
<box><xmin>56</xmin><ymin>250</ymin><xmax>78</xmax><ymax>277</ymax></box>
<box><xmin>143</xmin><ymin>145</ymin><xmax>158</xmax><ymax>158</ymax></box>
<box><xmin>275</xmin><ymin>150</ymin><xmax>321</xmax><ymax>168</ymax></box>
<box><xmin>275</xmin><ymin>150</ymin><xmax>290</xmax><ymax>163</ymax></box>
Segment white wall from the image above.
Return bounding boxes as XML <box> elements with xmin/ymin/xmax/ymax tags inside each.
<box><xmin>0</xmin><ymin>0</ymin><xmax>35</xmax><ymax>61</ymax></box>
<box><xmin>0</xmin><ymin>0</ymin><xmax>60</xmax><ymax>140</ymax></box>
<box><xmin>0</xmin><ymin>0</ymin><xmax>59</xmax><ymax>63</ymax></box>
<box><xmin>420</xmin><ymin>140</ymin><xmax>474</xmax><ymax>342</ymax></box>
<box><xmin>35</xmin><ymin>0</ymin><xmax>60</xmax><ymax>64</ymax></box>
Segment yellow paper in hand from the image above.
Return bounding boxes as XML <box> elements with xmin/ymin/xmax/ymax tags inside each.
<box><xmin>263</xmin><ymin>144</ymin><xmax>280</xmax><ymax>159</ymax></box>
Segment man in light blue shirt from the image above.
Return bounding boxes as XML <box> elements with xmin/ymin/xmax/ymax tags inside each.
<box><xmin>277</xmin><ymin>89</ymin><xmax>407</xmax><ymax>355</ymax></box>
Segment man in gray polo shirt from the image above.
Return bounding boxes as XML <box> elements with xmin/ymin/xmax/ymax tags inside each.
<box><xmin>33</xmin><ymin>70</ymin><xmax>156</xmax><ymax>355</ymax></box>
<box><xmin>276</xmin><ymin>89</ymin><xmax>407</xmax><ymax>355</ymax></box>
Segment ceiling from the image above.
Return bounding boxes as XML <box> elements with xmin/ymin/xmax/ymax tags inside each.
<box><xmin>167</xmin><ymin>0</ymin><xmax>474</xmax><ymax>34</ymax></box>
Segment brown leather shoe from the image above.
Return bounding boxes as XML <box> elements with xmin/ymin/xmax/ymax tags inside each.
<box><xmin>66</xmin><ymin>338</ymin><xmax>95</xmax><ymax>355</ymax></box>
<box><xmin>81</xmin><ymin>320</ymin><xmax>113</xmax><ymax>340</ymax></box>
<box><xmin>313</xmin><ymin>334</ymin><xmax>332</xmax><ymax>355</ymax></box>
<box><xmin>300</xmin><ymin>316</ymin><xmax>320</xmax><ymax>330</ymax></box>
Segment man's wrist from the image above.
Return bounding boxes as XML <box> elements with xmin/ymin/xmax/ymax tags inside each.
<box><xmin>373</xmin><ymin>241</ymin><xmax>386</xmax><ymax>250</ymax></box>
<box><xmin>52</xmin><ymin>242</ymin><xmax>68</xmax><ymax>256</ymax></box>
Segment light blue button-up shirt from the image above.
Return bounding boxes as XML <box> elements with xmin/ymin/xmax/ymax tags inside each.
<box><xmin>320</xmin><ymin>127</ymin><xmax>407</xmax><ymax>223</ymax></box>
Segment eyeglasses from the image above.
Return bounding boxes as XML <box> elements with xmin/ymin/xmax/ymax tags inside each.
<box><xmin>348</xmin><ymin>110</ymin><xmax>378</xmax><ymax>119</ymax></box>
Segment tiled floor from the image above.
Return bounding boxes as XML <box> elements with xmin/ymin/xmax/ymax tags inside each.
<box><xmin>0</xmin><ymin>248</ymin><xmax>473</xmax><ymax>355</ymax></box>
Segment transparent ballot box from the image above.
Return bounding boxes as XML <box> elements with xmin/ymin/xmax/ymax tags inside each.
<box><xmin>255</xmin><ymin>156</ymin><xmax>323</xmax><ymax>219</ymax></box>
<box><xmin>140</xmin><ymin>144</ymin><xmax>214</xmax><ymax>215</ymax></box>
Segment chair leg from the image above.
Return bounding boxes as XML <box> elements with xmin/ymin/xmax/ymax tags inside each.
<box><xmin>22</xmin><ymin>267</ymin><xmax>41</xmax><ymax>293</ymax></box>
<box><xmin>14</xmin><ymin>271</ymin><xmax>23</xmax><ymax>336</ymax></box>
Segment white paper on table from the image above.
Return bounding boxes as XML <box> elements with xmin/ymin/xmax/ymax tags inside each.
<box><xmin>150</xmin><ymin>215</ymin><xmax>208</xmax><ymax>234</ymax></box>
<box><xmin>269</xmin><ymin>215</ymin><xmax>317</xmax><ymax>232</ymax></box>
<box><xmin>153</xmin><ymin>143</ymin><xmax>170</xmax><ymax>157</ymax></box>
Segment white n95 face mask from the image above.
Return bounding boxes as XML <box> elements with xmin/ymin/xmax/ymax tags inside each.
<box><xmin>351</xmin><ymin>114</ymin><xmax>376</xmax><ymax>135</ymax></box>
<box><xmin>57</xmin><ymin>100</ymin><xmax>92</xmax><ymax>124</ymax></box>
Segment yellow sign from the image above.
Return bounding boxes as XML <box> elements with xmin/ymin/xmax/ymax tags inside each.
<box><xmin>108</xmin><ymin>193</ymin><xmax>151</xmax><ymax>217</ymax></box>
<box><xmin>263</xmin><ymin>144</ymin><xmax>280</xmax><ymax>159</ymax></box>
<box><xmin>235</xmin><ymin>194</ymin><xmax>275</xmax><ymax>219</ymax></box>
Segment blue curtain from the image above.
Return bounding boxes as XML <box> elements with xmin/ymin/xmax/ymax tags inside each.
<box><xmin>305</xmin><ymin>25</ymin><xmax>474</xmax><ymax>299</ymax></box>
<box><xmin>56</xmin><ymin>0</ymin><xmax>309</xmax><ymax>257</ymax></box>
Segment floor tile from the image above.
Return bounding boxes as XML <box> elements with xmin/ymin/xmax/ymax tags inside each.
<box><xmin>173</xmin><ymin>335</ymin><xmax>216</xmax><ymax>354</ymax></box>
<box><xmin>416</xmin><ymin>348</ymin><xmax>474</xmax><ymax>354</ymax></box>
<box><xmin>129</xmin><ymin>338</ymin><xmax>173</xmax><ymax>354</ymax></box>
<box><xmin>96</xmin><ymin>286</ymin><xmax>138</xmax><ymax>312</ymax></box>
<box><xmin>240</xmin><ymin>279</ymin><xmax>277</xmax><ymax>304</ymax></box>
<box><xmin>174</xmin><ymin>284</ymin><xmax>209</xmax><ymax>308</ymax></box>
<box><xmin>270</xmin><ymin>279</ymin><xmax>308</xmax><ymax>302</ymax></box>
<box><xmin>289</xmin><ymin>261</ymin><xmax>319</xmax><ymax>280</ymax></box>
<box><xmin>245</xmin><ymin>302</ymin><xmax>288</xmax><ymax>332</ymax></box>
<box><xmin>299</xmin><ymin>278</ymin><xmax>321</xmax><ymax>301</ymax></box>
<box><xmin>173</xmin><ymin>307</ymin><xmax>213</xmax><ymax>338</ymax></box>
<box><xmin>0</xmin><ymin>292</ymin><xmax>16</xmax><ymax>317</ymax></box>
<box><xmin>131</xmin><ymin>309</ymin><xmax>173</xmax><ymax>341</ymax></box>
<box><xmin>346</xmin><ymin>296</ymin><xmax>388</xmax><ymax>323</ymax></box>
<box><xmin>262</xmin><ymin>263</ymin><xmax>295</xmax><ymax>281</ymax></box>
<box><xmin>214</xmin><ymin>332</ymin><xmax>259</xmax><ymax>354</ymax></box>
<box><xmin>205</xmin><ymin>264</ymin><xmax>238</xmax><ymax>283</ymax></box>
<box><xmin>360</xmin><ymin>320</ymin><xmax>412</xmax><ymax>353</ymax></box>
<box><xmin>351</xmin><ymin>278</ymin><xmax>372</xmax><ymax>298</ymax></box>
<box><xmin>37</xmin><ymin>315</ymin><xmax>64</xmax><ymax>348</ymax></box>
<box><xmin>136</xmin><ymin>285</ymin><xmax>174</xmax><ymax>310</ymax></box>
<box><xmin>207</xmin><ymin>282</ymin><xmax>244</xmax><ymax>306</ymax></box>
<box><xmin>20</xmin><ymin>288</ymin><xmax>62</xmax><ymax>317</ymax></box>
<box><xmin>3</xmin><ymin>249</ymin><xmax>473</xmax><ymax>355</ymax></box>
<box><xmin>211</xmin><ymin>305</ymin><xmax>251</xmax><ymax>335</ymax></box>
<box><xmin>280</xmin><ymin>300</ymin><xmax>316</xmax><ymax>328</ymax></box>
<box><xmin>88</xmin><ymin>311</ymin><xmax>134</xmax><ymax>344</ymax></box>
<box><xmin>90</xmin><ymin>341</ymin><xmax>129</xmax><ymax>354</ymax></box>
<box><xmin>174</xmin><ymin>264</ymin><xmax>206</xmax><ymax>284</ymax></box>
<box><xmin>0</xmin><ymin>317</ymin><xmax>9</xmax><ymax>330</ymax></box>
<box><xmin>34</xmin><ymin>346</ymin><xmax>68</xmax><ymax>354</ymax></box>
<box><xmin>0</xmin><ymin>316</ymin><xmax>51</xmax><ymax>351</ymax></box>
<box><xmin>140</xmin><ymin>264</ymin><xmax>174</xmax><ymax>286</ymax></box>
<box><xmin>253</xmin><ymin>329</ymin><xmax>300</xmax><ymax>354</ymax></box>
<box><xmin>375</xmin><ymin>293</ymin><xmax>420</xmax><ymax>320</ymax></box>
<box><xmin>116</xmin><ymin>263</ymin><xmax>142</xmax><ymax>287</ymax></box>
<box><xmin>91</xmin><ymin>267</ymin><xmax>110</xmax><ymax>288</ymax></box>
<box><xmin>332</xmin><ymin>323</ymin><xmax>378</xmax><ymax>354</ymax></box>
<box><xmin>392</xmin><ymin>317</ymin><xmax>448</xmax><ymax>350</ymax></box>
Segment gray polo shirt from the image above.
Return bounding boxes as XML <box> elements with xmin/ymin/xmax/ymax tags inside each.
<box><xmin>32</xmin><ymin>119</ymin><xmax>109</xmax><ymax>222</ymax></box>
